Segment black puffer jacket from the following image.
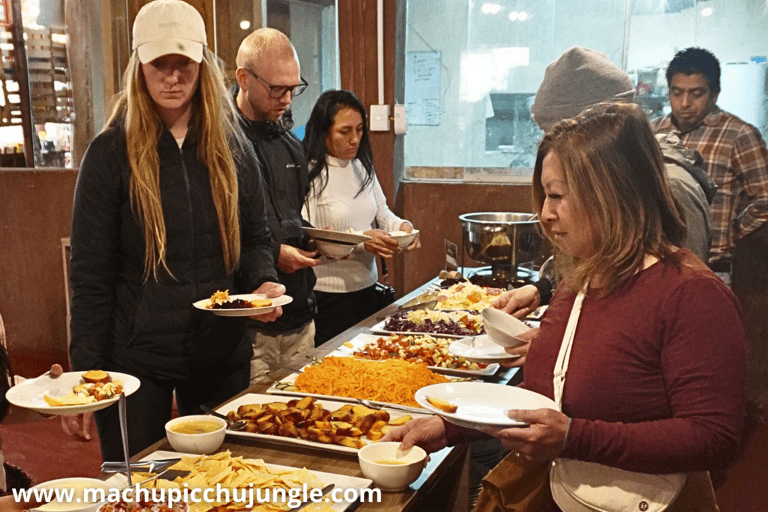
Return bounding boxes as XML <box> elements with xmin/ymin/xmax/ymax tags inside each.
<box><xmin>69</xmin><ymin>121</ymin><xmax>278</xmax><ymax>380</ymax></box>
<box><xmin>234</xmin><ymin>85</ymin><xmax>316</xmax><ymax>332</ymax></box>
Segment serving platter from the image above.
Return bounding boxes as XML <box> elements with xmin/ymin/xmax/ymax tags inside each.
<box><xmin>266</xmin><ymin>365</ymin><xmax>468</xmax><ymax>411</ymax></box>
<box><xmin>106</xmin><ymin>450</ymin><xmax>372</xmax><ymax>512</ymax></box>
<box><xmin>215</xmin><ymin>393</ymin><xmax>429</xmax><ymax>454</ymax></box>
<box><xmin>302</xmin><ymin>227</ymin><xmax>372</xmax><ymax>245</ymax></box>
<box><xmin>6</xmin><ymin>371</ymin><xmax>141</xmax><ymax>415</ymax></box>
<box><xmin>331</xmin><ymin>332</ymin><xmax>499</xmax><ymax>377</ymax></box>
<box><xmin>415</xmin><ymin>382</ymin><xmax>558</xmax><ymax>429</ymax></box>
<box><xmin>370</xmin><ymin>309</ymin><xmax>485</xmax><ymax>339</ymax></box>
<box><xmin>193</xmin><ymin>294</ymin><xmax>293</xmax><ymax>317</ymax></box>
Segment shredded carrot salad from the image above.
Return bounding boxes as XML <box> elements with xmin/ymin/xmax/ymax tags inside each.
<box><xmin>294</xmin><ymin>357</ymin><xmax>449</xmax><ymax>407</ymax></box>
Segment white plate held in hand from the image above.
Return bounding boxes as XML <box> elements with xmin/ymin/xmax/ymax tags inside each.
<box><xmin>193</xmin><ymin>294</ymin><xmax>293</xmax><ymax>317</ymax></box>
<box><xmin>6</xmin><ymin>371</ymin><xmax>141</xmax><ymax>416</ymax></box>
<box><xmin>415</xmin><ymin>382</ymin><xmax>558</xmax><ymax>429</ymax></box>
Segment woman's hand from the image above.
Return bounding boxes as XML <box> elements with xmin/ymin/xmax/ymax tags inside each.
<box><xmin>398</xmin><ymin>222</ymin><xmax>421</xmax><ymax>252</ymax></box>
<box><xmin>248</xmin><ymin>282</ymin><xmax>286</xmax><ymax>322</ymax></box>
<box><xmin>61</xmin><ymin>412</ymin><xmax>93</xmax><ymax>441</ymax></box>
<box><xmin>362</xmin><ymin>229</ymin><xmax>400</xmax><ymax>258</ymax></box>
<box><xmin>381</xmin><ymin>415</ymin><xmax>452</xmax><ymax>454</ymax></box>
<box><xmin>499</xmin><ymin>327</ymin><xmax>538</xmax><ymax>368</ymax></box>
<box><xmin>481</xmin><ymin>408</ymin><xmax>570</xmax><ymax>463</ymax></box>
<box><xmin>492</xmin><ymin>284</ymin><xmax>541</xmax><ymax>319</ymax></box>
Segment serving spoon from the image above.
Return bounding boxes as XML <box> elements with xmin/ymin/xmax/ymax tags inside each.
<box><xmin>355</xmin><ymin>398</ymin><xmax>428</xmax><ymax>415</ymax></box>
<box><xmin>200</xmin><ymin>405</ymin><xmax>248</xmax><ymax>431</ymax></box>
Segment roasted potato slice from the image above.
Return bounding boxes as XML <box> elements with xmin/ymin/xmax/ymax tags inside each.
<box><xmin>294</xmin><ymin>396</ymin><xmax>315</xmax><ymax>410</ymax></box>
<box><xmin>278</xmin><ymin>422</ymin><xmax>300</xmax><ymax>438</ymax></box>
<box><xmin>366</xmin><ymin>430</ymin><xmax>385</xmax><ymax>441</ymax></box>
<box><xmin>335</xmin><ymin>436</ymin><xmax>363</xmax><ymax>449</ymax></box>
<box><xmin>369</xmin><ymin>420</ymin><xmax>388</xmax><ymax>433</ymax></box>
<box><xmin>389</xmin><ymin>415</ymin><xmax>412</xmax><ymax>426</ymax></box>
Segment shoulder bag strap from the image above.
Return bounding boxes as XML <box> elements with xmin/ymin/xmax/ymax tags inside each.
<box><xmin>552</xmin><ymin>288</ymin><xmax>586</xmax><ymax>410</ymax></box>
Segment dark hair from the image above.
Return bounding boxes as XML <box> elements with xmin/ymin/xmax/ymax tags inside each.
<box><xmin>532</xmin><ymin>102</ymin><xmax>686</xmax><ymax>296</ymax></box>
<box><xmin>302</xmin><ymin>89</ymin><xmax>374</xmax><ymax>198</ymax></box>
<box><xmin>665</xmin><ymin>47</ymin><xmax>721</xmax><ymax>94</ymax></box>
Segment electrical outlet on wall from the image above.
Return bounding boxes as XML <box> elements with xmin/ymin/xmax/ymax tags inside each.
<box><xmin>370</xmin><ymin>105</ymin><xmax>391</xmax><ymax>131</ymax></box>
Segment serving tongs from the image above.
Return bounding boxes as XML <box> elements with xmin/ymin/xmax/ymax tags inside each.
<box><xmin>398</xmin><ymin>290</ymin><xmax>438</xmax><ymax>312</ymax></box>
<box><xmin>101</xmin><ymin>458</ymin><xmax>189</xmax><ymax>483</ymax></box>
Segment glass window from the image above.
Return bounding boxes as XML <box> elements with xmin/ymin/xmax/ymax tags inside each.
<box><xmin>403</xmin><ymin>0</ymin><xmax>768</xmax><ymax>182</ymax></box>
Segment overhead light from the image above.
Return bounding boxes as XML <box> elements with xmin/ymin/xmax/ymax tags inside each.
<box><xmin>509</xmin><ymin>11</ymin><xmax>518</xmax><ymax>21</ymax></box>
<box><xmin>519</xmin><ymin>12</ymin><xmax>528</xmax><ymax>20</ymax></box>
<box><xmin>240</xmin><ymin>20</ymin><xmax>251</xmax><ymax>30</ymax></box>
<box><xmin>481</xmin><ymin>3</ymin><xmax>501</xmax><ymax>14</ymax></box>
<box><xmin>701</xmin><ymin>6</ymin><xmax>714</xmax><ymax>16</ymax></box>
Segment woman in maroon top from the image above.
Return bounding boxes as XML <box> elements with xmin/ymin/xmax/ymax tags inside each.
<box><xmin>384</xmin><ymin>103</ymin><xmax>746</xmax><ymax>510</ymax></box>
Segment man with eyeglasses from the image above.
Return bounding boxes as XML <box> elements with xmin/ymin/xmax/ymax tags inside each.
<box><xmin>234</xmin><ymin>28</ymin><xmax>319</xmax><ymax>383</ymax></box>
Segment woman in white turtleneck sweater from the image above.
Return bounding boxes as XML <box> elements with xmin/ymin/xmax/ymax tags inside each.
<box><xmin>302</xmin><ymin>90</ymin><xmax>420</xmax><ymax>345</ymax></box>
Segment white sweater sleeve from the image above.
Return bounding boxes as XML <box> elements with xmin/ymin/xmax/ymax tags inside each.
<box><xmin>372</xmin><ymin>174</ymin><xmax>408</xmax><ymax>232</ymax></box>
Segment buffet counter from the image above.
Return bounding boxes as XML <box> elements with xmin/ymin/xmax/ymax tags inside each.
<box><xmin>130</xmin><ymin>275</ymin><xmax>522</xmax><ymax>512</ymax></box>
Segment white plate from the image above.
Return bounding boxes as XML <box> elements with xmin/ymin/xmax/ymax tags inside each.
<box><xmin>448</xmin><ymin>335</ymin><xmax>521</xmax><ymax>363</ymax></box>
<box><xmin>193</xmin><ymin>294</ymin><xmax>293</xmax><ymax>317</ymax></box>
<box><xmin>6</xmin><ymin>371</ymin><xmax>141</xmax><ymax>415</ymax></box>
<box><xmin>332</xmin><ymin>333</ymin><xmax>499</xmax><ymax>377</ymax></box>
<box><xmin>106</xmin><ymin>450</ymin><xmax>372</xmax><ymax>511</ymax></box>
<box><xmin>215</xmin><ymin>393</ymin><xmax>429</xmax><ymax>454</ymax></box>
<box><xmin>303</xmin><ymin>227</ymin><xmax>372</xmax><ymax>245</ymax></box>
<box><xmin>414</xmin><ymin>382</ymin><xmax>558</xmax><ymax>428</ymax></box>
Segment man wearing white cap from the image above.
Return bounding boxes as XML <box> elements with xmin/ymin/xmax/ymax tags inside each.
<box><xmin>67</xmin><ymin>0</ymin><xmax>282</xmax><ymax>459</ymax></box>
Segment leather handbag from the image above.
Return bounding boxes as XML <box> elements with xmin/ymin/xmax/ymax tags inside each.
<box><xmin>549</xmin><ymin>289</ymin><xmax>688</xmax><ymax>512</ymax></box>
<box><xmin>474</xmin><ymin>450</ymin><xmax>550</xmax><ymax>512</ymax></box>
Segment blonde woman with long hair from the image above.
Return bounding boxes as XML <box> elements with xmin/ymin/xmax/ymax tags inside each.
<box><xmin>68</xmin><ymin>0</ymin><xmax>283</xmax><ymax>460</ymax></box>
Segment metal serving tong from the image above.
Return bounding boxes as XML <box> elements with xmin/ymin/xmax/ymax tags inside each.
<box><xmin>101</xmin><ymin>458</ymin><xmax>189</xmax><ymax>484</ymax></box>
<box><xmin>101</xmin><ymin>458</ymin><xmax>182</xmax><ymax>474</ymax></box>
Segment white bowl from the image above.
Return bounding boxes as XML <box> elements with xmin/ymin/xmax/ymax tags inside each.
<box><xmin>358</xmin><ymin>442</ymin><xmax>427</xmax><ymax>491</ymax></box>
<box><xmin>315</xmin><ymin>239</ymin><xmax>356</xmax><ymax>259</ymax></box>
<box><xmin>165</xmin><ymin>415</ymin><xmax>227</xmax><ymax>454</ymax></box>
<box><xmin>389</xmin><ymin>230</ymin><xmax>419</xmax><ymax>249</ymax></box>
<box><xmin>481</xmin><ymin>307</ymin><xmax>530</xmax><ymax>348</ymax></box>
<box><xmin>30</xmin><ymin>478</ymin><xmax>113</xmax><ymax>512</ymax></box>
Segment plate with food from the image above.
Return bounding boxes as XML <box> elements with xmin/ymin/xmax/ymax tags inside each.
<box><xmin>433</xmin><ymin>283</ymin><xmax>504</xmax><ymax>311</ymax></box>
<box><xmin>267</xmin><ymin>356</ymin><xmax>460</xmax><ymax>409</ymax></box>
<box><xmin>6</xmin><ymin>370</ymin><xmax>141</xmax><ymax>415</ymax></box>
<box><xmin>105</xmin><ymin>450</ymin><xmax>371</xmax><ymax>512</ymax></box>
<box><xmin>215</xmin><ymin>393</ymin><xmax>426</xmax><ymax>454</ymax></box>
<box><xmin>303</xmin><ymin>227</ymin><xmax>372</xmax><ymax>245</ymax></box>
<box><xmin>371</xmin><ymin>309</ymin><xmax>485</xmax><ymax>338</ymax></box>
<box><xmin>333</xmin><ymin>333</ymin><xmax>499</xmax><ymax>377</ymax></box>
<box><xmin>415</xmin><ymin>382</ymin><xmax>558</xmax><ymax>429</ymax></box>
<box><xmin>193</xmin><ymin>290</ymin><xmax>293</xmax><ymax>317</ymax></box>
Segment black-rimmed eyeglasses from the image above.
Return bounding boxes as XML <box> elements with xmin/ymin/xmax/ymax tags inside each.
<box><xmin>243</xmin><ymin>67</ymin><xmax>308</xmax><ymax>98</ymax></box>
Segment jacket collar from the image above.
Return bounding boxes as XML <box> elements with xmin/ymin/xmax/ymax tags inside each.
<box><xmin>231</xmin><ymin>83</ymin><xmax>294</xmax><ymax>140</ymax></box>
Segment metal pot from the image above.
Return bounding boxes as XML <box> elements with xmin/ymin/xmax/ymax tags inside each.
<box><xmin>458</xmin><ymin>212</ymin><xmax>542</xmax><ymax>278</ymax></box>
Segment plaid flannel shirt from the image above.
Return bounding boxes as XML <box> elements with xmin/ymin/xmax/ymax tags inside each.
<box><xmin>652</xmin><ymin>107</ymin><xmax>768</xmax><ymax>262</ymax></box>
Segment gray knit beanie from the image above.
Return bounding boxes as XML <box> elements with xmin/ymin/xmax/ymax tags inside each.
<box><xmin>531</xmin><ymin>47</ymin><xmax>635</xmax><ymax>131</ymax></box>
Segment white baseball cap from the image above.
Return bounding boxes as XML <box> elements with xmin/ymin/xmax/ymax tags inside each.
<box><xmin>132</xmin><ymin>0</ymin><xmax>207</xmax><ymax>64</ymax></box>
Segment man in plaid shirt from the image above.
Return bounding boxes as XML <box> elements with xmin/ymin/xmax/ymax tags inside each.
<box><xmin>652</xmin><ymin>47</ymin><xmax>768</xmax><ymax>269</ymax></box>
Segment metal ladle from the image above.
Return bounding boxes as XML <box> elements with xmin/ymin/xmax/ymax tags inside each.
<box><xmin>200</xmin><ymin>405</ymin><xmax>248</xmax><ymax>431</ymax></box>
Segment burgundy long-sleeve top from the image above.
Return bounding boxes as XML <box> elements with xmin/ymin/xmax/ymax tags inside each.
<box><xmin>524</xmin><ymin>249</ymin><xmax>746</xmax><ymax>477</ymax></box>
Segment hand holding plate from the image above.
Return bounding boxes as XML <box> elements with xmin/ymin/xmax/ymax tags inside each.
<box><xmin>482</xmin><ymin>408</ymin><xmax>570</xmax><ymax>463</ymax></box>
<box><xmin>249</xmin><ymin>282</ymin><xmax>285</xmax><ymax>322</ymax></box>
